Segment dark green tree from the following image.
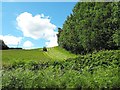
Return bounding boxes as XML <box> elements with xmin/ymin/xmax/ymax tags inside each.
<box><xmin>58</xmin><ymin>2</ymin><xmax>120</xmax><ymax>54</ymax></box>
<box><xmin>43</xmin><ymin>47</ymin><xmax>47</xmax><ymax>52</ymax></box>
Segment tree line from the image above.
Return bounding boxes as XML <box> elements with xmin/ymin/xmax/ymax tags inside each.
<box><xmin>0</xmin><ymin>40</ymin><xmax>9</xmax><ymax>50</ymax></box>
<box><xmin>0</xmin><ymin>40</ymin><xmax>22</xmax><ymax>50</ymax></box>
<box><xmin>58</xmin><ymin>2</ymin><xmax>120</xmax><ymax>54</ymax></box>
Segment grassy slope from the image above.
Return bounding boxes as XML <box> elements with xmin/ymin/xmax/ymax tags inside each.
<box><xmin>2</xmin><ymin>46</ymin><xmax>77</xmax><ymax>65</ymax></box>
<box><xmin>45</xmin><ymin>47</ymin><xmax>77</xmax><ymax>60</ymax></box>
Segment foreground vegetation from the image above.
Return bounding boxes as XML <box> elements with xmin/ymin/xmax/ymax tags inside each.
<box><xmin>2</xmin><ymin>49</ymin><xmax>120</xmax><ymax>89</ymax></box>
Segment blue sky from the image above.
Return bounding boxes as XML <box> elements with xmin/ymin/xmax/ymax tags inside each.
<box><xmin>1</xmin><ymin>2</ymin><xmax>77</xmax><ymax>49</ymax></box>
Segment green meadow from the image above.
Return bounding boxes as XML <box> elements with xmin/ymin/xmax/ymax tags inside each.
<box><xmin>2</xmin><ymin>47</ymin><xmax>77</xmax><ymax>65</ymax></box>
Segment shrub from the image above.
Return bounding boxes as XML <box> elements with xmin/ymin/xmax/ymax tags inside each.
<box><xmin>43</xmin><ymin>47</ymin><xmax>47</xmax><ymax>52</ymax></box>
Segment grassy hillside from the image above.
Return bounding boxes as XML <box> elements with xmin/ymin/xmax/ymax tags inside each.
<box><xmin>2</xmin><ymin>48</ymin><xmax>120</xmax><ymax>89</ymax></box>
<box><xmin>2</xmin><ymin>46</ymin><xmax>77</xmax><ymax>67</ymax></box>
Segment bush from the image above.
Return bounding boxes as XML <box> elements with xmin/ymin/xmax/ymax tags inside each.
<box><xmin>43</xmin><ymin>47</ymin><xmax>47</xmax><ymax>52</ymax></box>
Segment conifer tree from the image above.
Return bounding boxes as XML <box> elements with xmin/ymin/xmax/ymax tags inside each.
<box><xmin>58</xmin><ymin>2</ymin><xmax>120</xmax><ymax>54</ymax></box>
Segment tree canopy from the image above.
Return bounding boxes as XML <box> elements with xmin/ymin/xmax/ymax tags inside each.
<box><xmin>58</xmin><ymin>2</ymin><xmax>120</xmax><ymax>54</ymax></box>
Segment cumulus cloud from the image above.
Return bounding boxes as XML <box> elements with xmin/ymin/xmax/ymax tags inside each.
<box><xmin>45</xmin><ymin>35</ymin><xmax>58</xmax><ymax>47</ymax></box>
<box><xmin>23</xmin><ymin>40</ymin><xmax>34</xmax><ymax>49</ymax></box>
<box><xmin>16</xmin><ymin>12</ymin><xmax>58</xmax><ymax>47</ymax></box>
<box><xmin>0</xmin><ymin>35</ymin><xmax>22</xmax><ymax>46</ymax></box>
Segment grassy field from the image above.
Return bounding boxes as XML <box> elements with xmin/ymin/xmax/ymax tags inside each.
<box><xmin>1</xmin><ymin>47</ymin><xmax>120</xmax><ymax>89</ymax></box>
<box><xmin>2</xmin><ymin>46</ymin><xmax>77</xmax><ymax>67</ymax></box>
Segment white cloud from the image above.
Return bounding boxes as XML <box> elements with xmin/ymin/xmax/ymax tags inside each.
<box><xmin>0</xmin><ymin>35</ymin><xmax>22</xmax><ymax>47</ymax></box>
<box><xmin>16</xmin><ymin>12</ymin><xmax>58</xmax><ymax>47</ymax></box>
<box><xmin>23</xmin><ymin>40</ymin><xmax>34</xmax><ymax>49</ymax></box>
<box><xmin>45</xmin><ymin>34</ymin><xmax>58</xmax><ymax>47</ymax></box>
